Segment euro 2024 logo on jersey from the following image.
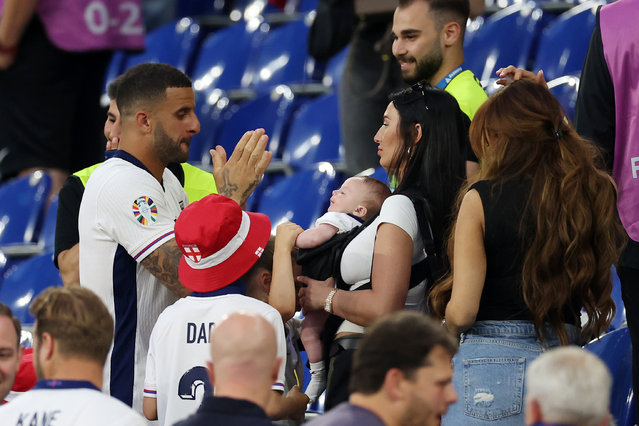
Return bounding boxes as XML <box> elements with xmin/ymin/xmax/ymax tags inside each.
<box><xmin>132</xmin><ymin>196</ymin><xmax>158</xmax><ymax>225</ymax></box>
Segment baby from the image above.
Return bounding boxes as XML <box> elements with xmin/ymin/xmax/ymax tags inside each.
<box><xmin>296</xmin><ymin>176</ymin><xmax>390</xmax><ymax>402</ymax></box>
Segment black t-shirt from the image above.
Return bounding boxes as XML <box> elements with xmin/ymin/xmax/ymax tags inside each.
<box><xmin>53</xmin><ymin>175</ymin><xmax>84</xmax><ymax>267</ymax></box>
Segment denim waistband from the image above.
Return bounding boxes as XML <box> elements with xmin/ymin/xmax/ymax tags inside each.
<box><xmin>462</xmin><ymin>320</ymin><xmax>580</xmax><ymax>343</ymax></box>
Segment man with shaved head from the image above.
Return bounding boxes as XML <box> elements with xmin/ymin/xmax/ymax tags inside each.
<box><xmin>176</xmin><ymin>313</ymin><xmax>281</xmax><ymax>425</ymax></box>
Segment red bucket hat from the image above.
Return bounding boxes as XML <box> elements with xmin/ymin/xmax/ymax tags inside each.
<box><xmin>175</xmin><ymin>194</ymin><xmax>271</xmax><ymax>292</ymax></box>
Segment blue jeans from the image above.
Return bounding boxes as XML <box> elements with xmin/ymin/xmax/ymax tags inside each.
<box><xmin>442</xmin><ymin>321</ymin><xmax>579</xmax><ymax>425</ymax></box>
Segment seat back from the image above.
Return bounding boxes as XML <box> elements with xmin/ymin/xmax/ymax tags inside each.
<box><xmin>0</xmin><ymin>172</ymin><xmax>51</xmax><ymax>246</ymax></box>
<box><xmin>357</xmin><ymin>166</ymin><xmax>389</xmax><ymax>187</ymax></box>
<box><xmin>464</xmin><ymin>2</ymin><xmax>543</xmax><ymax>83</ymax></box>
<box><xmin>215</xmin><ymin>90</ymin><xmax>304</xmax><ymax>159</ymax></box>
<box><xmin>547</xmin><ymin>74</ymin><xmax>580</xmax><ymax>122</ymax></box>
<box><xmin>38</xmin><ymin>196</ymin><xmax>59</xmax><ymax>251</ymax></box>
<box><xmin>192</xmin><ymin>21</ymin><xmax>266</xmax><ymax>93</ymax></box>
<box><xmin>584</xmin><ymin>327</ymin><xmax>636</xmax><ymax>426</ymax></box>
<box><xmin>0</xmin><ymin>251</ymin><xmax>63</xmax><ymax>326</ymax></box>
<box><xmin>242</xmin><ymin>17</ymin><xmax>316</xmax><ymax>91</ymax></box>
<box><xmin>609</xmin><ymin>265</ymin><xmax>626</xmax><ymax>332</ymax></box>
<box><xmin>124</xmin><ymin>17</ymin><xmax>203</xmax><ymax>75</ymax></box>
<box><xmin>534</xmin><ymin>1</ymin><xmax>602</xmax><ymax>81</ymax></box>
<box><xmin>282</xmin><ymin>93</ymin><xmax>344</xmax><ymax>170</ymax></box>
<box><xmin>322</xmin><ymin>47</ymin><xmax>349</xmax><ymax>88</ymax></box>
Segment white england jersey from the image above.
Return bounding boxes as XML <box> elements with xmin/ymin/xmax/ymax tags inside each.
<box><xmin>0</xmin><ymin>380</ymin><xmax>146</xmax><ymax>425</ymax></box>
<box><xmin>78</xmin><ymin>151</ymin><xmax>188</xmax><ymax>412</ymax></box>
<box><xmin>144</xmin><ymin>287</ymin><xmax>287</xmax><ymax>426</ymax></box>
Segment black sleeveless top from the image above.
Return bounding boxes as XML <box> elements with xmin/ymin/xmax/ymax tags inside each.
<box><xmin>472</xmin><ymin>179</ymin><xmax>534</xmax><ymax>321</ymax></box>
<box><xmin>472</xmin><ymin>179</ymin><xmax>580</xmax><ymax>326</ymax></box>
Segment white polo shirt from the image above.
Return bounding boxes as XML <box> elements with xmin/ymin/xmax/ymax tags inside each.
<box><xmin>144</xmin><ymin>284</ymin><xmax>287</xmax><ymax>426</ymax></box>
<box><xmin>78</xmin><ymin>151</ymin><xmax>188</xmax><ymax>412</ymax></box>
<box><xmin>0</xmin><ymin>380</ymin><xmax>146</xmax><ymax>425</ymax></box>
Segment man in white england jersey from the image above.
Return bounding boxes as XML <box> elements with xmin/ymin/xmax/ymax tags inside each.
<box><xmin>78</xmin><ymin>62</ymin><xmax>272</xmax><ymax>411</ymax></box>
<box><xmin>0</xmin><ymin>287</ymin><xmax>145</xmax><ymax>425</ymax></box>
<box><xmin>142</xmin><ymin>194</ymin><xmax>308</xmax><ymax>425</ymax></box>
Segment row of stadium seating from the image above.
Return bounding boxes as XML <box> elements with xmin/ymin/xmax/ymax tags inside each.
<box><xmin>101</xmin><ymin>0</ymin><xmax>600</xmax><ymax>178</ymax></box>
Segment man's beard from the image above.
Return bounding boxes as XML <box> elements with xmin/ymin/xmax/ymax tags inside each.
<box><xmin>154</xmin><ymin>123</ymin><xmax>190</xmax><ymax>165</ymax></box>
<box><xmin>403</xmin><ymin>45</ymin><xmax>444</xmax><ymax>85</ymax></box>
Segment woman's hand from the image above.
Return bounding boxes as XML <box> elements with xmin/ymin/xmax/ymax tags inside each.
<box><xmin>298</xmin><ymin>276</ymin><xmax>335</xmax><ymax>312</ymax></box>
<box><xmin>496</xmin><ymin>65</ymin><xmax>547</xmax><ymax>89</ymax></box>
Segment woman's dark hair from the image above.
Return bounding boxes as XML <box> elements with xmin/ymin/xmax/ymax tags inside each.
<box><xmin>389</xmin><ymin>85</ymin><xmax>468</xmax><ymax>255</ymax></box>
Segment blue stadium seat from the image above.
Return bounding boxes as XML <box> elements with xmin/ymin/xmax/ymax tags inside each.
<box><xmin>101</xmin><ymin>51</ymin><xmax>127</xmax><ymax>106</ymax></box>
<box><xmin>296</xmin><ymin>0</ymin><xmax>318</xmax><ymax>12</ymax></box>
<box><xmin>609</xmin><ymin>266</ymin><xmax>626</xmax><ymax>332</ymax></box>
<box><xmin>547</xmin><ymin>74</ymin><xmax>580</xmax><ymax>122</ymax></box>
<box><xmin>246</xmin><ymin>172</ymin><xmax>287</xmax><ymax>213</ymax></box>
<box><xmin>38</xmin><ymin>196</ymin><xmax>58</xmax><ymax>251</ymax></box>
<box><xmin>191</xmin><ymin>21</ymin><xmax>267</xmax><ymax>94</ymax></box>
<box><xmin>231</xmin><ymin>0</ymin><xmax>282</xmax><ymax>19</ymax></box>
<box><xmin>584</xmin><ymin>326</ymin><xmax>636</xmax><ymax>426</ymax></box>
<box><xmin>357</xmin><ymin>166</ymin><xmax>390</xmax><ymax>187</ymax></box>
<box><xmin>0</xmin><ymin>251</ymin><xmax>62</xmax><ymax>325</ymax></box>
<box><xmin>123</xmin><ymin>17</ymin><xmax>203</xmax><ymax>75</ymax></box>
<box><xmin>281</xmin><ymin>93</ymin><xmax>344</xmax><ymax>171</ymax></box>
<box><xmin>242</xmin><ymin>16</ymin><xmax>316</xmax><ymax>91</ymax></box>
<box><xmin>321</xmin><ymin>46</ymin><xmax>349</xmax><ymax>88</ymax></box>
<box><xmin>188</xmin><ymin>21</ymin><xmax>269</xmax><ymax>163</ymax></box>
<box><xmin>0</xmin><ymin>172</ymin><xmax>51</xmax><ymax>246</ymax></box>
<box><xmin>464</xmin><ymin>2</ymin><xmax>544</xmax><ymax>83</ymax></box>
<box><xmin>256</xmin><ymin>165</ymin><xmax>344</xmax><ymax>231</ymax></box>
<box><xmin>533</xmin><ymin>1</ymin><xmax>601</xmax><ymax>81</ymax></box>
<box><xmin>0</xmin><ymin>250</ymin><xmax>8</xmax><ymax>285</ymax></box>
<box><xmin>215</xmin><ymin>89</ymin><xmax>305</xmax><ymax>160</ymax></box>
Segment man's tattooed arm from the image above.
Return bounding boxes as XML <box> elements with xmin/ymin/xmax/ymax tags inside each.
<box><xmin>141</xmin><ymin>239</ymin><xmax>190</xmax><ymax>298</ymax></box>
<box><xmin>216</xmin><ymin>168</ymin><xmax>240</xmax><ymax>203</ymax></box>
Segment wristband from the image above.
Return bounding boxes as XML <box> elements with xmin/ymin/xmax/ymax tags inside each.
<box><xmin>324</xmin><ymin>289</ymin><xmax>337</xmax><ymax>314</ymax></box>
<box><xmin>0</xmin><ymin>42</ymin><xmax>18</xmax><ymax>56</ymax></box>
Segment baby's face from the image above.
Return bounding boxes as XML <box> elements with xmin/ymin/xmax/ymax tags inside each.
<box><xmin>328</xmin><ymin>178</ymin><xmax>369</xmax><ymax>215</ymax></box>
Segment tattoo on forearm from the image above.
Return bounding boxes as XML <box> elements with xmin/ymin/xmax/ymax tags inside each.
<box><xmin>218</xmin><ymin>169</ymin><xmax>239</xmax><ymax>200</ymax></box>
<box><xmin>240</xmin><ymin>177</ymin><xmax>260</xmax><ymax>205</ymax></box>
<box><xmin>141</xmin><ymin>241</ymin><xmax>189</xmax><ymax>298</ymax></box>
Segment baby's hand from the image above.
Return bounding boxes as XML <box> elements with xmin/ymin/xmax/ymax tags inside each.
<box><xmin>275</xmin><ymin>221</ymin><xmax>303</xmax><ymax>251</ymax></box>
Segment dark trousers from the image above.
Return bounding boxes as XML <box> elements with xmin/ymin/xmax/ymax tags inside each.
<box><xmin>324</xmin><ymin>337</ymin><xmax>360</xmax><ymax>411</ymax></box>
<box><xmin>0</xmin><ymin>18</ymin><xmax>110</xmax><ymax>179</ymax></box>
<box><xmin>617</xmin><ymin>264</ymin><xmax>639</xmax><ymax>421</ymax></box>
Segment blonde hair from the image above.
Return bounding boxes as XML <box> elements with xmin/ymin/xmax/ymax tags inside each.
<box><xmin>30</xmin><ymin>287</ymin><xmax>114</xmax><ymax>364</ymax></box>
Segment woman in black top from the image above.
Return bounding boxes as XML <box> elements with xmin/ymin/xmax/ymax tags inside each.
<box><xmin>430</xmin><ymin>80</ymin><xmax>625</xmax><ymax>425</ymax></box>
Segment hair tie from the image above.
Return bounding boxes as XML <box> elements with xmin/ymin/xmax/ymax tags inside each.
<box><xmin>553</xmin><ymin>129</ymin><xmax>563</xmax><ymax>139</ymax></box>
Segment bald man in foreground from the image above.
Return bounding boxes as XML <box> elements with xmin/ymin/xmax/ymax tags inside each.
<box><xmin>175</xmin><ymin>313</ymin><xmax>281</xmax><ymax>425</ymax></box>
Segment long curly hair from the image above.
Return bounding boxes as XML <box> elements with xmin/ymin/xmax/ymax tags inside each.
<box><xmin>429</xmin><ymin>80</ymin><xmax>625</xmax><ymax>344</ymax></box>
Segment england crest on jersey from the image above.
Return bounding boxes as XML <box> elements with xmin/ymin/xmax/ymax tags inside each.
<box><xmin>183</xmin><ymin>244</ymin><xmax>202</xmax><ymax>262</ymax></box>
